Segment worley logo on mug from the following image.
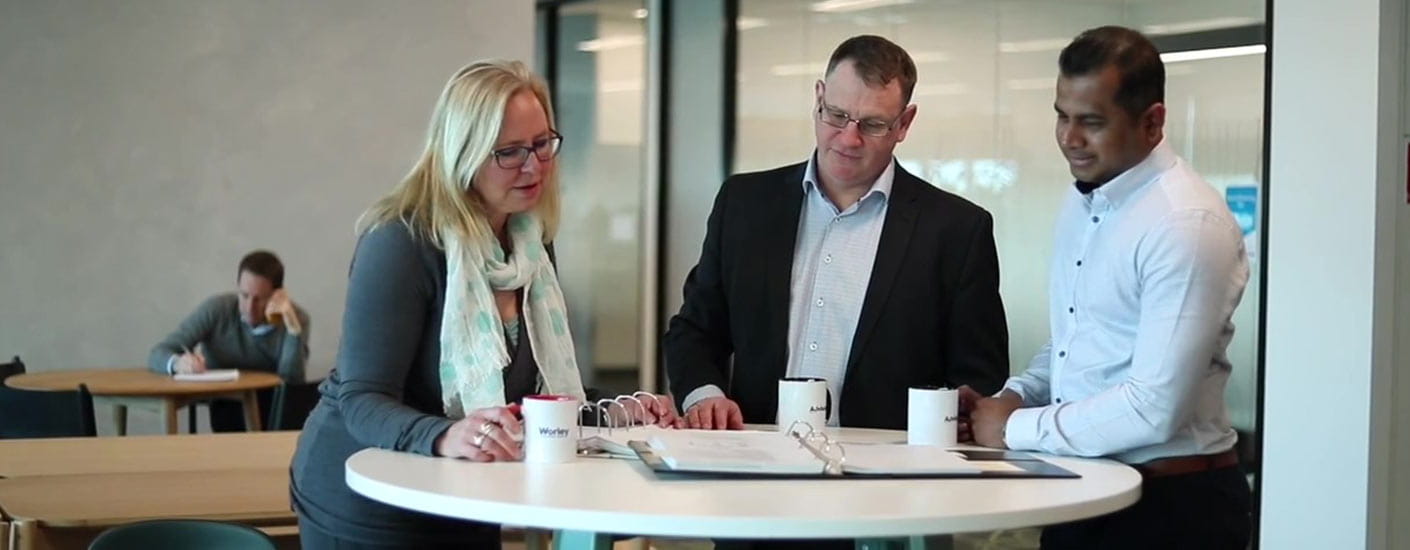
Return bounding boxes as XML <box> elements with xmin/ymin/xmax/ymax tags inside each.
<box><xmin>538</xmin><ymin>426</ymin><xmax>571</xmax><ymax>438</ymax></box>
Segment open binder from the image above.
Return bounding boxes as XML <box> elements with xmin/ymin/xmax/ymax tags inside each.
<box><xmin>576</xmin><ymin>392</ymin><xmax>680</xmax><ymax>458</ymax></box>
<box><xmin>629</xmin><ymin>422</ymin><xmax>1080</xmax><ymax>480</ymax></box>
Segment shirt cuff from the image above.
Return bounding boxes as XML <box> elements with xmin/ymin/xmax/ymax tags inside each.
<box><xmin>1003</xmin><ymin>406</ymin><xmax>1045</xmax><ymax>451</ymax></box>
<box><xmin>418</xmin><ymin>417</ymin><xmax>457</xmax><ymax>457</ymax></box>
<box><xmin>681</xmin><ymin>384</ymin><xmax>726</xmax><ymax>412</ymax></box>
<box><xmin>166</xmin><ymin>354</ymin><xmax>179</xmax><ymax>375</ymax></box>
<box><xmin>1000</xmin><ymin>381</ymin><xmax>1028</xmax><ymax>403</ymax></box>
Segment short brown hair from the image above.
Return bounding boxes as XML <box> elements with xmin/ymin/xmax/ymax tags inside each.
<box><xmin>238</xmin><ymin>250</ymin><xmax>284</xmax><ymax>289</ymax></box>
<box><xmin>1059</xmin><ymin>26</ymin><xmax>1165</xmax><ymax>118</ymax></box>
<box><xmin>825</xmin><ymin>35</ymin><xmax>918</xmax><ymax>103</ymax></box>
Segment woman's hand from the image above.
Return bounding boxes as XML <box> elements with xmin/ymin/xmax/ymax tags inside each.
<box><xmin>434</xmin><ymin>406</ymin><xmax>524</xmax><ymax>461</ymax></box>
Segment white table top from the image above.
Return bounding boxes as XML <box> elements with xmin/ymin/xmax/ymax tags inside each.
<box><xmin>346</xmin><ymin>428</ymin><xmax>1141</xmax><ymax>539</ymax></box>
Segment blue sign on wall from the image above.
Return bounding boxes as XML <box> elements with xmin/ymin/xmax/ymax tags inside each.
<box><xmin>1226</xmin><ymin>186</ymin><xmax>1258</xmax><ymax>236</ymax></box>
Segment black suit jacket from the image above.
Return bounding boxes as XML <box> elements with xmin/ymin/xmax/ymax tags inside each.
<box><xmin>665</xmin><ymin>161</ymin><xmax>1009</xmax><ymax>429</ymax></box>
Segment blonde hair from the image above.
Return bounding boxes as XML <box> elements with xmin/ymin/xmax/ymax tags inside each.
<box><xmin>357</xmin><ymin>60</ymin><xmax>560</xmax><ymax>246</ymax></box>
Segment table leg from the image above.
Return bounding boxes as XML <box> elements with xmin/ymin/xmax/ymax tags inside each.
<box><xmin>112</xmin><ymin>404</ymin><xmax>128</xmax><ymax>436</ymax></box>
<box><xmin>855</xmin><ymin>535</ymin><xmax>951</xmax><ymax>550</ymax></box>
<box><xmin>12</xmin><ymin>521</ymin><xmax>33</xmax><ymax>550</ymax></box>
<box><xmin>525</xmin><ymin>528</ymin><xmax>550</xmax><ymax>550</ymax></box>
<box><xmin>551</xmin><ymin>530</ymin><xmax>611</xmax><ymax>550</ymax></box>
<box><xmin>162</xmin><ymin>398</ymin><xmax>178</xmax><ymax>435</ymax></box>
<box><xmin>242</xmin><ymin>390</ymin><xmax>262</xmax><ymax>432</ymax></box>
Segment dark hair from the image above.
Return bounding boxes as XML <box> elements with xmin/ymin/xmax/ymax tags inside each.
<box><xmin>237</xmin><ymin>250</ymin><xmax>284</xmax><ymax>289</ymax></box>
<box><xmin>825</xmin><ymin>35</ymin><xmax>918</xmax><ymax>104</ymax></box>
<box><xmin>1058</xmin><ymin>26</ymin><xmax>1165</xmax><ymax>118</ymax></box>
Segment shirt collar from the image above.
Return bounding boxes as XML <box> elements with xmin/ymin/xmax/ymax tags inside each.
<box><xmin>1078</xmin><ymin>138</ymin><xmax>1178</xmax><ymax>208</ymax></box>
<box><xmin>802</xmin><ymin>150</ymin><xmax>896</xmax><ymax>206</ymax></box>
<box><xmin>247</xmin><ymin>322</ymin><xmax>276</xmax><ymax>336</ymax></box>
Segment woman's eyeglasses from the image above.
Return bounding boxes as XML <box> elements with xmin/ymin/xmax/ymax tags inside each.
<box><xmin>492</xmin><ymin>131</ymin><xmax>564</xmax><ymax>169</ymax></box>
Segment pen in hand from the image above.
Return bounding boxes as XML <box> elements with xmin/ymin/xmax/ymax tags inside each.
<box><xmin>179</xmin><ymin>344</ymin><xmax>207</xmax><ymax>374</ymax></box>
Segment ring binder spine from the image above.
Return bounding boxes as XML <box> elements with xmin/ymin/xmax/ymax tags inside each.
<box><xmin>616</xmin><ymin>395</ymin><xmax>646</xmax><ymax>428</ymax></box>
<box><xmin>783</xmin><ymin>422</ymin><xmax>847</xmax><ymax>475</ymax></box>
<box><xmin>576</xmin><ymin>393</ymin><xmax>665</xmax><ymax>439</ymax></box>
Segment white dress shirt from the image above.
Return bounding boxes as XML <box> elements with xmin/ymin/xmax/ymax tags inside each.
<box><xmin>1002</xmin><ymin>140</ymin><xmax>1249</xmax><ymax>464</ymax></box>
<box><xmin>682</xmin><ymin>154</ymin><xmax>894</xmax><ymax>426</ymax></box>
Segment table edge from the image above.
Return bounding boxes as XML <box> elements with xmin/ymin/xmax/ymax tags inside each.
<box><xmin>345</xmin><ymin>448</ymin><xmax>1143</xmax><ymax>538</ymax></box>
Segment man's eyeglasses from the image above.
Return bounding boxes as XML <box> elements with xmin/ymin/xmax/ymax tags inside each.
<box><xmin>815</xmin><ymin>100</ymin><xmax>902</xmax><ymax>137</ymax></box>
<box><xmin>491</xmin><ymin>131</ymin><xmax>564</xmax><ymax>169</ymax></box>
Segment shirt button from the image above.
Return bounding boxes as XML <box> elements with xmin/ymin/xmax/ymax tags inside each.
<box><xmin>1056</xmin><ymin>398</ymin><xmax>1063</xmax><ymax>404</ymax></box>
<box><xmin>1075</xmin><ymin>260</ymin><xmax>1083</xmax><ymax>267</ymax></box>
<box><xmin>1068</xmin><ymin>307</ymin><xmax>1075</xmax><ymax>314</ymax></box>
<box><xmin>1058</xmin><ymin>351</ymin><xmax>1066</xmax><ymax>358</ymax></box>
<box><xmin>824</xmin><ymin>255</ymin><xmax>833</xmax><ymax>264</ymax></box>
<box><xmin>815</xmin><ymin>298</ymin><xmax>825</xmax><ymax>307</ymax></box>
<box><xmin>1091</xmin><ymin>216</ymin><xmax>1100</xmax><ymax>223</ymax></box>
<box><xmin>808</xmin><ymin>342</ymin><xmax>819</xmax><ymax>351</ymax></box>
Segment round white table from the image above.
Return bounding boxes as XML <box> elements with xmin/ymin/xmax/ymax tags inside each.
<box><xmin>346</xmin><ymin>428</ymin><xmax>1141</xmax><ymax>549</ymax></box>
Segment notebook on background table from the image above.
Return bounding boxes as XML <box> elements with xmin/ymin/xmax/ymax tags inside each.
<box><xmin>173</xmin><ymin>369</ymin><xmax>240</xmax><ymax>382</ymax></box>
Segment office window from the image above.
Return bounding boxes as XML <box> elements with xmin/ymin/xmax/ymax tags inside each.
<box><xmin>548</xmin><ymin>0</ymin><xmax>649</xmax><ymax>394</ymax></box>
<box><xmin>734</xmin><ymin>0</ymin><xmax>1265</xmax><ymax>432</ymax></box>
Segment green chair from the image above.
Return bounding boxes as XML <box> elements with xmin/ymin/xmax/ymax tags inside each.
<box><xmin>187</xmin><ymin>379</ymin><xmax>322</xmax><ymax>433</ymax></box>
<box><xmin>88</xmin><ymin>519</ymin><xmax>276</xmax><ymax>550</ymax></box>
<box><xmin>0</xmin><ymin>355</ymin><xmax>24</xmax><ymax>379</ymax></box>
<box><xmin>0</xmin><ymin>356</ymin><xmax>97</xmax><ymax>439</ymax></box>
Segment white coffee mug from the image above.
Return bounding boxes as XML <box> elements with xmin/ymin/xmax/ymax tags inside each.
<box><xmin>907</xmin><ymin>386</ymin><xmax>958</xmax><ymax>447</ymax></box>
<box><xmin>776</xmin><ymin>377</ymin><xmax>830</xmax><ymax>433</ymax></box>
<box><xmin>522</xmin><ymin>394</ymin><xmax>579</xmax><ymax>464</ymax></box>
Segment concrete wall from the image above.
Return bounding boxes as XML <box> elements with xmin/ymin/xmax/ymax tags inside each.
<box><xmin>0</xmin><ymin>0</ymin><xmax>533</xmax><ymax>434</ymax></box>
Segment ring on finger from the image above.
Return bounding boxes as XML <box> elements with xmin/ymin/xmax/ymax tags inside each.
<box><xmin>472</xmin><ymin>433</ymin><xmax>487</xmax><ymax>447</ymax></box>
<box><xmin>478</xmin><ymin>422</ymin><xmax>497</xmax><ymax>436</ymax></box>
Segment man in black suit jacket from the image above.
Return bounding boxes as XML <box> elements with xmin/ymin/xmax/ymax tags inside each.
<box><xmin>665</xmin><ymin>35</ymin><xmax>1009</xmax><ymax>433</ymax></box>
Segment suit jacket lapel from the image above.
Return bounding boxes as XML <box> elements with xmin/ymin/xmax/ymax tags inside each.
<box><xmin>844</xmin><ymin>162</ymin><xmax>919</xmax><ymax>383</ymax></box>
<box><xmin>763</xmin><ymin>163</ymin><xmax>806</xmax><ymax>371</ymax></box>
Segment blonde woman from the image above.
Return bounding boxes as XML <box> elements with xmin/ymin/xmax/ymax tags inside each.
<box><xmin>290</xmin><ymin>60</ymin><xmax>679</xmax><ymax>549</ymax></box>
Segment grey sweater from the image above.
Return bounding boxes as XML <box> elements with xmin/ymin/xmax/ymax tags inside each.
<box><xmin>290</xmin><ymin>222</ymin><xmax>547</xmax><ymax>545</ymax></box>
<box><xmin>148</xmin><ymin>293</ymin><xmax>309</xmax><ymax>382</ymax></box>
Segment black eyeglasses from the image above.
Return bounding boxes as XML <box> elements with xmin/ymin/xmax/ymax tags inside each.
<box><xmin>815</xmin><ymin>100</ymin><xmax>903</xmax><ymax>137</ymax></box>
<box><xmin>491</xmin><ymin>131</ymin><xmax>564</xmax><ymax>169</ymax></box>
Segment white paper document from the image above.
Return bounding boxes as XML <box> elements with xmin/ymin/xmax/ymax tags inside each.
<box><xmin>642</xmin><ymin>431</ymin><xmax>984</xmax><ymax>476</ymax></box>
<box><xmin>579</xmin><ymin>424</ymin><xmax>680</xmax><ymax>457</ymax></box>
<box><xmin>173</xmin><ymin>369</ymin><xmax>239</xmax><ymax>382</ymax></box>
<box><xmin>647</xmin><ymin>430</ymin><xmax>825</xmax><ymax>474</ymax></box>
<box><xmin>840</xmin><ymin>444</ymin><xmax>982</xmax><ymax>475</ymax></box>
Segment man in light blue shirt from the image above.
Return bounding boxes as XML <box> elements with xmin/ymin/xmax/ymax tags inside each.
<box><xmin>965</xmin><ymin>26</ymin><xmax>1251</xmax><ymax>550</ymax></box>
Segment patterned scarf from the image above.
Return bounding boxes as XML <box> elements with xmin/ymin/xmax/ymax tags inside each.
<box><xmin>439</xmin><ymin>213</ymin><xmax>586</xmax><ymax>418</ymax></box>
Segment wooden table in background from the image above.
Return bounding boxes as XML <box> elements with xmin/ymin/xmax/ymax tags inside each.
<box><xmin>4</xmin><ymin>368</ymin><xmax>282</xmax><ymax>435</ymax></box>
<box><xmin>0</xmin><ymin>432</ymin><xmax>301</xmax><ymax>550</ymax></box>
<box><xmin>0</xmin><ymin>469</ymin><xmax>294</xmax><ymax>550</ymax></box>
<box><xmin>0</xmin><ymin>432</ymin><xmax>298</xmax><ymax>478</ymax></box>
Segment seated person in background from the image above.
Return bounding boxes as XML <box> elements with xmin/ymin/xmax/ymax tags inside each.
<box><xmin>289</xmin><ymin>60</ymin><xmax>678</xmax><ymax>550</ymax></box>
<box><xmin>148</xmin><ymin>250</ymin><xmax>309</xmax><ymax>432</ymax></box>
